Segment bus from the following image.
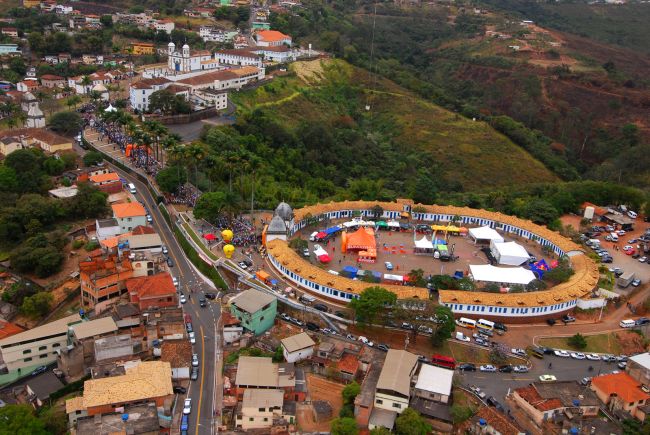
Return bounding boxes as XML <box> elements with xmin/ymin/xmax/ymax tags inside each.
<box><xmin>455</xmin><ymin>317</ymin><xmax>477</xmax><ymax>329</ymax></box>
<box><xmin>476</xmin><ymin>319</ymin><xmax>495</xmax><ymax>332</ymax></box>
<box><xmin>430</xmin><ymin>354</ymin><xmax>456</xmax><ymax>370</ymax></box>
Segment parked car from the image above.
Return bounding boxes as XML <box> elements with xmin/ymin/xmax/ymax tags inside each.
<box><xmin>602</xmin><ymin>355</ymin><xmax>616</xmax><ymax>363</ymax></box>
<box><xmin>498</xmin><ymin>365</ymin><xmax>513</xmax><ymax>373</ymax></box>
<box><xmin>189</xmin><ymin>332</ymin><xmax>196</xmax><ymax>344</ymax></box>
<box><xmin>475</xmin><ymin>338</ymin><xmax>489</xmax><ymax>347</ymax></box>
<box><xmin>167</xmin><ymin>257</ymin><xmax>174</xmax><ymax>267</ymax></box>
<box><xmin>192</xmin><ymin>354</ymin><xmax>199</xmax><ymax>367</ymax></box>
<box><xmin>183</xmin><ymin>398</ymin><xmax>192</xmax><ymax>415</ymax></box>
<box><xmin>321</xmin><ymin>328</ymin><xmax>334</xmax><ymax>335</ymax></box>
<box><xmin>469</xmin><ymin>385</ymin><xmax>486</xmax><ymax>400</ymax></box>
<box><xmin>586</xmin><ymin>353</ymin><xmax>601</xmax><ymax>361</ymax></box>
<box><xmin>346</xmin><ymin>333</ymin><xmax>355</xmax><ymax>340</ymax></box>
<box><xmin>494</xmin><ymin>322</ymin><xmax>508</xmax><ymax>332</ymax></box>
<box><xmin>199</xmin><ymin>298</ymin><xmax>207</xmax><ymax>307</ymax></box>
<box><xmin>562</xmin><ymin>315</ymin><xmax>576</xmax><ymax>323</ymax></box>
<box><xmin>456</xmin><ymin>332</ymin><xmax>470</xmax><ymax>342</ymax></box>
<box><xmin>384</xmin><ymin>261</ymin><xmax>394</xmax><ymax>271</ymax></box>
<box><xmin>513</xmin><ymin>365</ymin><xmax>529</xmax><ymax>373</ymax></box>
<box><xmin>303</xmin><ymin>248</ymin><xmax>310</xmax><ymax>257</ymax></box>
<box><xmin>306</xmin><ymin>322</ymin><xmax>320</xmax><ymax>331</ymax></box>
<box><xmin>190</xmin><ymin>368</ymin><xmax>198</xmax><ymax>381</ymax></box>
<box><xmin>640</xmin><ymin>257</ymin><xmax>648</xmax><ymax>263</ymax></box>
<box><xmin>146</xmin><ymin>214</ymin><xmax>152</xmax><ymax>223</ymax></box>
<box><xmin>581</xmin><ymin>377</ymin><xmax>592</xmax><ymax>386</ymax></box>
<box><xmin>554</xmin><ymin>350</ymin><xmax>570</xmax><ymax>357</ymax></box>
<box><xmin>570</xmin><ymin>352</ymin><xmax>586</xmax><ymax>360</ymax></box>
<box><xmin>547</xmin><ymin>318</ymin><xmax>556</xmax><ymax>326</ymax></box>
<box><xmin>511</xmin><ymin>348</ymin><xmax>527</xmax><ymax>357</ymax></box>
<box><xmin>377</xmin><ymin>344</ymin><xmax>390</xmax><ymax>352</ymax></box>
<box><xmin>173</xmin><ymin>386</ymin><xmax>187</xmax><ymax>394</ymax></box>
<box><xmin>480</xmin><ymin>365</ymin><xmax>497</xmax><ymax>372</ymax></box>
<box><xmin>31</xmin><ymin>366</ymin><xmax>48</xmax><ymax>376</ymax></box>
<box><xmin>636</xmin><ymin>317</ymin><xmax>650</xmax><ymax>326</ymax></box>
<box><xmin>204</xmin><ymin>292</ymin><xmax>216</xmax><ymax>299</ymax></box>
<box><xmin>162</xmin><ymin>245</ymin><xmax>168</xmax><ymax>255</ymax></box>
<box><xmin>180</xmin><ymin>295</ymin><xmax>187</xmax><ymax>304</ymax></box>
<box><xmin>313</xmin><ymin>303</ymin><xmax>328</xmax><ymax>312</ymax></box>
<box><xmin>632</xmin><ymin>279</ymin><xmax>642</xmax><ymax>287</ymax></box>
<box><xmin>618</xmin><ymin>362</ymin><xmax>628</xmax><ymax>369</ymax></box>
<box><xmin>538</xmin><ymin>346</ymin><xmax>555</xmax><ymax>355</ymax></box>
<box><xmin>186</xmin><ymin>323</ymin><xmax>193</xmax><ymax>333</ymax></box>
<box><xmin>401</xmin><ymin>322</ymin><xmax>414</xmax><ymax>330</ymax></box>
<box><xmin>539</xmin><ymin>374</ymin><xmax>557</xmax><ymax>382</ymax></box>
<box><xmin>459</xmin><ymin>363</ymin><xmax>476</xmax><ymax>371</ymax></box>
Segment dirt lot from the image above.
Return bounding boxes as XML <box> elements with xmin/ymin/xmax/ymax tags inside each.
<box><xmin>297</xmin><ymin>374</ymin><xmax>345</xmax><ymax>432</ymax></box>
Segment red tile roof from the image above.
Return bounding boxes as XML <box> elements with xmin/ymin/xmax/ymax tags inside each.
<box><xmin>515</xmin><ymin>385</ymin><xmax>563</xmax><ymax>411</ymax></box>
<box><xmin>132</xmin><ymin>225</ymin><xmax>156</xmax><ymax>235</ymax></box>
<box><xmin>336</xmin><ymin>353</ymin><xmax>359</xmax><ymax>375</ymax></box>
<box><xmin>592</xmin><ymin>372</ymin><xmax>650</xmax><ymax>404</ymax></box>
<box><xmin>90</xmin><ymin>172</ymin><xmax>120</xmax><ymax>183</ymax></box>
<box><xmin>256</xmin><ymin>30</ymin><xmax>290</xmax><ymax>43</ymax></box>
<box><xmin>112</xmin><ymin>202</ymin><xmax>146</xmax><ymax>218</ymax></box>
<box><xmin>126</xmin><ymin>272</ymin><xmax>176</xmax><ymax>299</ymax></box>
<box><xmin>0</xmin><ymin>319</ymin><xmax>25</xmax><ymax>340</ymax></box>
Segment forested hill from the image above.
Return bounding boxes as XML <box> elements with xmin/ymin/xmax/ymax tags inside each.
<box><xmin>269</xmin><ymin>1</ymin><xmax>650</xmax><ymax>189</ymax></box>
<box><xmin>228</xmin><ymin>58</ymin><xmax>557</xmax><ymax>200</ymax></box>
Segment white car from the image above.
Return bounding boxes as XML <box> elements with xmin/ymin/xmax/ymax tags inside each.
<box><xmin>539</xmin><ymin>374</ymin><xmax>557</xmax><ymax>382</ymax></box>
<box><xmin>384</xmin><ymin>261</ymin><xmax>394</xmax><ymax>271</ymax></box>
<box><xmin>511</xmin><ymin>348</ymin><xmax>527</xmax><ymax>357</ymax></box>
<box><xmin>180</xmin><ymin>295</ymin><xmax>187</xmax><ymax>304</ymax></box>
<box><xmin>586</xmin><ymin>353</ymin><xmax>601</xmax><ymax>361</ymax></box>
<box><xmin>192</xmin><ymin>354</ymin><xmax>199</xmax><ymax>367</ymax></box>
<box><xmin>617</xmin><ymin>230</ymin><xmax>626</xmax><ymax>235</ymax></box>
<box><xmin>189</xmin><ymin>332</ymin><xmax>196</xmax><ymax>344</ymax></box>
<box><xmin>639</xmin><ymin>257</ymin><xmax>648</xmax><ymax>263</ymax></box>
<box><xmin>571</xmin><ymin>352</ymin><xmax>586</xmax><ymax>360</ymax></box>
<box><xmin>146</xmin><ymin>214</ymin><xmax>153</xmax><ymax>223</ymax></box>
<box><xmin>513</xmin><ymin>365</ymin><xmax>529</xmax><ymax>373</ymax></box>
<box><xmin>173</xmin><ymin>277</ymin><xmax>179</xmax><ymax>287</ymax></box>
<box><xmin>456</xmin><ymin>333</ymin><xmax>471</xmax><ymax>342</ymax></box>
<box><xmin>480</xmin><ymin>365</ymin><xmax>497</xmax><ymax>372</ymax></box>
<box><xmin>183</xmin><ymin>398</ymin><xmax>192</xmax><ymax>415</ymax></box>
<box><xmin>554</xmin><ymin>350</ymin><xmax>570</xmax><ymax>358</ymax></box>
<box><xmin>358</xmin><ymin>336</ymin><xmax>374</xmax><ymax>347</ymax></box>
<box><xmin>162</xmin><ymin>245</ymin><xmax>168</xmax><ymax>255</ymax></box>
<box><xmin>623</xmin><ymin>245</ymin><xmax>634</xmax><ymax>251</ymax></box>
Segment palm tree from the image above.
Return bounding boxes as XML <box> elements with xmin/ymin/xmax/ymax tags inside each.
<box><xmin>80</xmin><ymin>75</ymin><xmax>92</xmax><ymax>94</ymax></box>
<box><xmin>186</xmin><ymin>143</ymin><xmax>206</xmax><ymax>186</ymax></box>
<box><xmin>247</xmin><ymin>156</ymin><xmax>263</xmax><ymax>223</ymax></box>
<box><xmin>223</xmin><ymin>151</ymin><xmax>240</xmax><ymax>193</ymax></box>
<box><xmin>66</xmin><ymin>95</ymin><xmax>82</xmax><ymax>110</ymax></box>
<box><xmin>144</xmin><ymin>120</ymin><xmax>169</xmax><ymax>162</ymax></box>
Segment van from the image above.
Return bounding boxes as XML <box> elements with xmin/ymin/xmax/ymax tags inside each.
<box><xmin>628</xmin><ymin>211</ymin><xmax>638</xmax><ymax>219</ymax></box>
<box><xmin>128</xmin><ymin>183</ymin><xmax>136</xmax><ymax>194</ymax></box>
<box><xmin>309</xmin><ymin>231</ymin><xmax>318</xmax><ymax>242</ymax></box>
<box><xmin>620</xmin><ymin>319</ymin><xmax>636</xmax><ymax>328</ymax></box>
<box><xmin>610</xmin><ymin>232</ymin><xmax>619</xmax><ymax>242</ymax></box>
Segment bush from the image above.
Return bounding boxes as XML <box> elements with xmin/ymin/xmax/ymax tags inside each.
<box><xmin>84</xmin><ymin>241</ymin><xmax>99</xmax><ymax>251</ymax></box>
<box><xmin>568</xmin><ymin>333</ymin><xmax>587</xmax><ymax>349</ymax></box>
<box><xmin>82</xmin><ymin>151</ymin><xmax>103</xmax><ymax>167</ymax></box>
<box><xmin>48</xmin><ymin>111</ymin><xmax>83</xmax><ymax>135</ymax></box>
<box><xmin>72</xmin><ymin>239</ymin><xmax>84</xmax><ymax>249</ymax></box>
<box><xmin>450</xmin><ymin>404</ymin><xmax>474</xmax><ymax>424</ymax></box>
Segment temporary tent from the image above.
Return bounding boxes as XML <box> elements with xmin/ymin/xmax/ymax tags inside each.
<box><xmin>203</xmin><ymin>233</ymin><xmax>216</xmax><ymax>241</ymax></box>
<box><xmin>469</xmin><ymin>264</ymin><xmax>536</xmax><ymax>285</ymax></box>
<box><xmin>342</xmin><ymin>266</ymin><xmax>358</xmax><ymax>278</ymax></box>
<box><xmin>376</xmin><ymin>221</ymin><xmax>388</xmax><ymax>229</ymax></box>
<box><xmin>387</xmin><ymin>221</ymin><xmax>400</xmax><ymax>229</ymax></box>
<box><xmin>383</xmin><ymin>274</ymin><xmax>404</xmax><ymax>283</ymax></box>
<box><xmin>414</xmin><ymin>236</ymin><xmax>434</xmax><ymax>255</ymax></box>
<box><xmin>490</xmin><ymin>241</ymin><xmax>529</xmax><ymax>266</ymax></box>
<box><xmin>313</xmin><ymin>245</ymin><xmax>331</xmax><ymax>263</ymax></box>
<box><xmin>358</xmin><ymin>248</ymin><xmax>377</xmax><ymax>263</ymax></box>
<box><xmin>324</xmin><ymin>226</ymin><xmax>342</xmax><ymax>235</ymax></box>
<box><xmin>345</xmin><ymin>227</ymin><xmax>376</xmax><ymax>251</ymax></box>
<box><xmin>468</xmin><ymin>226</ymin><xmax>504</xmax><ymax>244</ymax></box>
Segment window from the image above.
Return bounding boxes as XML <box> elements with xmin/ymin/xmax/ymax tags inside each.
<box><xmin>38</xmin><ymin>346</ymin><xmax>47</xmax><ymax>351</ymax></box>
<box><xmin>375</xmin><ymin>399</ymin><xmax>383</xmax><ymax>405</ymax></box>
<box><xmin>392</xmin><ymin>403</ymin><xmax>401</xmax><ymax>409</ymax></box>
<box><xmin>40</xmin><ymin>354</ymin><xmax>47</xmax><ymax>359</ymax></box>
<box><xmin>24</xmin><ymin>357</ymin><xmax>32</xmax><ymax>362</ymax></box>
<box><xmin>263</xmin><ymin>418</ymin><xmax>268</xmax><ymax>422</ymax></box>
<box><xmin>23</xmin><ymin>349</ymin><xmax>32</xmax><ymax>354</ymax></box>
<box><xmin>259</xmin><ymin>408</ymin><xmax>265</xmax><ymax>412</ymax></box>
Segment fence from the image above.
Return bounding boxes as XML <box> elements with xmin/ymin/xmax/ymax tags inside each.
<box><xmin>148</xmin><ymin>106</ymin><xmax>219</xmax><ymax>125</ymax></box>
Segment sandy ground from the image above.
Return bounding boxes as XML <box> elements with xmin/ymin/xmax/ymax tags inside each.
<box><xmin>296</xmin><ymin>374</ymin><xmax>345</xmax><ymax>432</ymax></box>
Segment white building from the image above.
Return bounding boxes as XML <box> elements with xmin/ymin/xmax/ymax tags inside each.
<box><xmin>280</xmin><ymin>332</ymin><xmax>315</xmax><ymax>363</ymax></box>
<box><xmin>413</xmin><ymin>364</ymin><xmax>453</xmax><ymax>404</ymax></box>
<box><xmin>252</xmin><ymin>46</ymin><xmax>295</xmax><ymax>63</ymax></box>
<box><xmin>199</xmin><ymin>26</ymin><xmax>229</xmax><ymax>42</ymax></box>
<box><xmin>96</xmin><ymin>218</ymin><xmax>122</xmax><ymax>241</ymax></box>
<box><xmin>129</xmin><ymin>77</ymin><xmax>171</xmax><ymax>111</ymax></box>
<box><xmin>112</xmin><ymin>202</ymin><xmax>147</xmax><ymax>233</ymax></box>
<box><xmin>370</xmin><ymin>349</ymin><xmax>418</xmax><ymax>430</ymax></box>
<box><xmin>154</xmin><ymin>19</ymin><xmax>175</xmax><ymax>34</ymax></box>
<box><xmin>167</xmin><ymin>42</ymin><xmax>214</xmax><ymax>73</ymax></box>
<box><xmin>0</xmin><ymin>314</ymin><xmax>82</xmax><ymax>376</ymax></box>
<box><xmin>215</xmin><ymin>49</ymin><xmax>262</xmax><ymax>67</ymax></box>
<box><xmin>236</xmin><ymin>389</ymin><xmax>285</xmax><ymax>430</ymax></box>
<box><xmin>255</xmin><ymin>30</ymin><xmax>292</xmax><ymax>47</ymax></box>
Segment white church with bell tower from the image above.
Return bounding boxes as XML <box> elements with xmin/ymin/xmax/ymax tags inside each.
<box><xmin>167</xmin><ymin>42</ymin><xmax>217</xmax><ymax>73</ymax></box>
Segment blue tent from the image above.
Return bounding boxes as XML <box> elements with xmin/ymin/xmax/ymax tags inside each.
<box><xmin>342</xmin><ymin>266</ymin><xmax>358</xmax><ymax>278</ymax></box>
<box><xmin>372</xmin><ymin>271</ymin><xmax>382</xmax><ymax>280</ymax></box>
<box><xmin>324</xmin><ymin>226</ymin><xmax>342</xmax><ymax>235</ymax></box>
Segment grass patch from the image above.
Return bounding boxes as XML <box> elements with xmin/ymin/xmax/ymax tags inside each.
<box><xmin>182</xmin><ymin>222</ymin><xmax>218</xmax><ymax>261</ymax></box>
<box><xmin>173</xmin><ymin>226</ymin><xmax>227</xmax><ymax>290</ymax></box>
<box><xmin>444</xmin><ymin>341</ymin><xmax>521</xmax><ymax>365</ymax></box>
<box><xmin>225</xmin><ymin>347</ymin><xmax>275</xmax><ymax>365</ymax></box>
<box><xmin>539</xmin><ymin>333</ymin><xmax>622</xmax><ymax>354</ymax></box>
<box><xmin>158</xmin><ymin>203</ymin><xmax>172</xmax><ymax>227</ymax></box>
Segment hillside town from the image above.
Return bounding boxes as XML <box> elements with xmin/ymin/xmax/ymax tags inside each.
<box><xmin>0</xmin><ymin>0</ymin><xmax>650</xmax><ymax>435</ymax></box>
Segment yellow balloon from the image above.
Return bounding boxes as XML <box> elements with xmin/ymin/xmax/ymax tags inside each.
<box><xmin>221</xmin><ymin>229</ymin><xmax>234</xmax><ymax>243</ymax></box>
<box><xmin>223</xmin><ymin>244</ymin><xmax>235</xmax><ymax>259</ymax></box>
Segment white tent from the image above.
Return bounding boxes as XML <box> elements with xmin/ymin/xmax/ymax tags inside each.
<box><xmin>104</xmin><ymin>104</ymin><xmax>117</xmax><ymax>112</ymax></box>
<box><xmin>490</xmin><ymin>241</ymin><xmax>530</xmax><ymax>266</ymax></box>
<box><xmin>383</xmin><ymin>274</ymin><xmax>404</xmax><ymax>282</ymax></box>
<box><xmin>414</xmin><ymin>236</ymin><xmax>434</xmax><ymax>250</ymax></box>
<box><xmin>387</xmin><ymin>220</ymin><xmax>400</xmax><ymax>229</ymax></box>
<box><xmin>468</xmin><ymin>226</ymin><xmax>504</xmax><ymax>244</ymax></box>
<box><xmin>469</xmin><ymin>264</ymin><xmax>536</xmax><ymax>285</ymax></box>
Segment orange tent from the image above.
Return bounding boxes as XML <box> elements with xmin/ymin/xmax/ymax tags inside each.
<box><xmin>345</xmin><ymin>227</ymin><xmax>376</xmax><ymax>251</ymax></box>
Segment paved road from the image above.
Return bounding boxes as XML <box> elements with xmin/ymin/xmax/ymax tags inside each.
<box><xmin>76</xmin><ymin>140</ymin><xmax>222</xmax><ymax>435</ymax></box>
<box><xmin>460</xmin><ymin>352</ymin><xmax>623</xmax><ymax>412</ymax></box>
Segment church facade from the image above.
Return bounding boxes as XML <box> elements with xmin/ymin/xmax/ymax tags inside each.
<box><xmin>167</xmin><ymin>42</ymin><xmax>216</xmax><ymax>73</ymax></box>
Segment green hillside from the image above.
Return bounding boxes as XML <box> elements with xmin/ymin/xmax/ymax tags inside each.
<box><xmin>231</xmin><ymin>59</ymin><xmax>558</xmax><ymax>192</ymax></box>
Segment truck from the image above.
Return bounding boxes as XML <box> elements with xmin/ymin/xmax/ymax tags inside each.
<box><xmin>255</xmin><ymin>270</ymin><xmax>278</xmax><ymax>288</ymax></box>
<box><xmin>617</xmin><ymin>271</ymin><xmax>636</xmax><ymax>288</ymax></box>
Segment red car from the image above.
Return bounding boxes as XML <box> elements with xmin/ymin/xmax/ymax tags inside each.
<box><xmin>625</xmin><ymin>249</ymin><xmax>636</xmax><ymax>256</ymax></box>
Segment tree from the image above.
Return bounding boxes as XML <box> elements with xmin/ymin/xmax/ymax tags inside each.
<box><xmin>38</xmin><ymin>405</ymin><xmax>67</xmax><ymax>435</ymax></box>
<box><xmin>0</xmin><ymin>404</ymin><xmax>48</xmax><ymax>435</ymax></box>
<box><xmin>450</xmin><ymin>404</ymin><xmax>475</xmax><ymax>424</ymax></box>
<box><xmin>342</xmin><ymin>381</ymin><xmax>360</xmax><ymax>405</ymax></box>
<box><xmin>149</xmin><ymin>89</ymin><xmax>191</xmax><ymax>115</ymax></box>
<box><xmin>330</xmin><ymin>417</ymin><xmax>358</xmax><ymax>435</ymax></box>
<box><xmin>568</xmin><ymin>333</ymin><xmax>587</xmax><ymax>350</ymax></box>
<box><xmin>370</xmin><ymin>428</ymin><xmax>391</xmax><ymax>435</ymax></box>
<box><xmin>49</xmin><ymin>111</ymin><xmax>83</xmax><ymax>135</ymax></box>
<box><xmin>83</xmin><ymin>151</ymin><xmax>103</xmax><ymax>167</ymax></box>
<box><xmin>430</xmin><ymin>305</ymin><xmax>455</xmax><ymax>347</ymax></box>
<box><xmin>489</xmin><ymin>343</ymin><xmax>509</xmax><ymax>365</ymax></box>
<box><xmin>66</xmin><ymin>182</ymin><xmax>109</xmax><ymax>219</ymax></box>
<box><xmin>156</xmin><ymin>166</ymin><xmax>187</xmax><ymax>194</ymax></box>
<box><xmin>0</xmin><ymin>165</ymin><xmax>18</xmax><ymax>192</ymax></box>
<box><xmin>350</xmin><ymin>286</ymin><xmax>396</xmax><ymax>326</ymax></box>
<box><xmin>4</xmin><ymin>149</ymin><xmax>44</xmax><ymax>193</ymax></box>
<box><xmin>65</xmin><ymin>95</ymin><xmax>82</xmax><ymax>110</ymax></box>
<box><xmin>43</xmin><ymin>157</ymin><xmax>65</xmax><ymax>176</ymax></box>
<box><xmin>21</xmin><ymin>292</ymin><xmax>53</xmax><ymax>319</ymax></box>
<box><xmin>394</xmin><ymin>408</ymin><xmax>431</xmax><ymax>435</ymax></box>
<box><xmin>193</xmin><ymin>191</ymin><xmax>228</xmax><ymax>223</ymax></box>
<box><xmin>413</xmin><ymin>169</ymin><xmax>437</xmax><ymax>204</ymax></box>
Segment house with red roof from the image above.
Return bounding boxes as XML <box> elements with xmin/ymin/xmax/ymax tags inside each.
<box><xmin>90</xmin><ymin>172</ymin><xmax>122</xmax><ymax>194</ymax></box>
<box><xmin>591</xmin><ymin>372</ymin><xmax>650</xmax><ymax>420</ymax></box>
<box><xmin>255</xmin><ymin>30</ymin><xmax>292</xmax><ymax>47</ymax></box>
<box><xmin>512</xmin><ymin>381</ymin><xmax>600</xmax><ymax>426</ymax></box>
<box><xmin>127</xmin><ymin>273</ymin><xmax>178</xmax><ymax>310</ymax></box>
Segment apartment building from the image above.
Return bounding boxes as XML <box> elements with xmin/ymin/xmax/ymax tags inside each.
<box><xmin>80</xmin><ymin>255</ymin><xmax>134</xmax><ymax>313</ymax></box>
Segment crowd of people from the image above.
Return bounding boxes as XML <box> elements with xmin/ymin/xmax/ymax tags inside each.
<box><xmin>82</xmin><ymin>109</ymin><xmax>162</xmax><ymax>177</ymax></box>
<box><xmin>166</xmin><ymin>183</ymin><xmax>200</xmax><ymax>207</ymax></box>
